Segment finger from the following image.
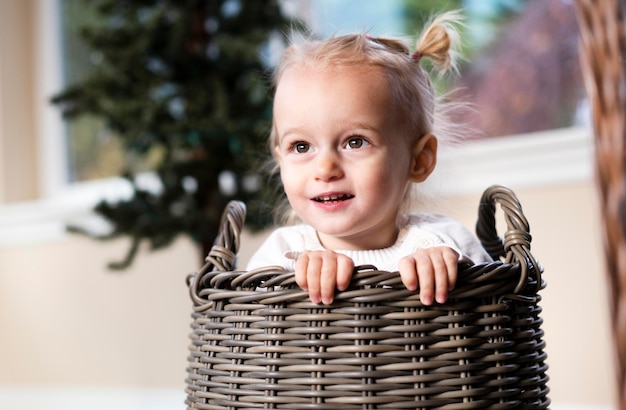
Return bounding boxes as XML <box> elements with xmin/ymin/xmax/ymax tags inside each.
<box><xmin>432</xmin><ymin>253</ymin><xmax>450</xmax><ymax>304</ymax></box>
<box><xmin>415</xmin><ymin>253</ymin><xmax>435</xmax><ymax>306</ymax></box>
<box><xmin>443</xmin><ymin>249</ymin><xmax>459</xmax><ymax>290</ymax></box>
<box><xmin>320</xmin><ymin>254</ymin><xmax>338</xmax><ymax>305</ymax></box>
<box><xmin>335</xmin><ymin>256</ymin><xmax>354</xmax><ymax>291</ymax></box>
<box><xmin>306</xmin><ymin>254</ymin><xmax>323</xmax><ymax>304</ymax></box>
<box><xmin>398</xmin><ymin>256</ymin><xmax>418</xmax><ymax>291</ymax></box>
<box><xmin>295</xmin><ymin>253</ymin><xmax>310</xmax><ymax>291</ymax></box>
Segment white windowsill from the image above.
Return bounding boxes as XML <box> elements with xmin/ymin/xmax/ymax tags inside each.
<box><xmin>427</xmin><ymin>125</ymin><xmax>594</xmax><ymax>196</ymax></box>
<box><xmin>0</xmin><ymin>126</ymin><xmax>594</xmax><ymax>247</ymax></box>
<box><xmin>0</xmin><ymin>169</ymin><xmax>168</xmax><ymax>247</ymax></box>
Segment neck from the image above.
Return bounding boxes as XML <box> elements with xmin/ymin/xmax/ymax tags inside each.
<box><xmin>316</xmin><ymin>224</ymin><xmax>400</xmax><ymax>251</ymax></box>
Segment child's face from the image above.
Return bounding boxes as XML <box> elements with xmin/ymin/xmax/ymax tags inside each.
<box><xmin>273</xmin><ymin>65</ymin><xmax>424</xmax><ymax>250</ymax></box>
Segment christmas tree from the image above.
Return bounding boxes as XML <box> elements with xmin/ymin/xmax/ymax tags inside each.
<box><xmin>52</xmin><ymin>0</ymin><xmax>301</xmax><ymax>269</ymax></box>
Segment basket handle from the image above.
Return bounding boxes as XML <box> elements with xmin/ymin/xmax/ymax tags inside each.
<box><xmin>188</xmin><ymin>200</ymin><xmax>246</xmax><ymax>309</ymax></box>
<box><xmin>476</xmin><ymin>185</ymin><xmax>541</xmax><ymax>293</ymax></box>
<box><xmin>198</xmin><ymin>200</ymin><xmax>246</xmax><ymax>273</ymax></box>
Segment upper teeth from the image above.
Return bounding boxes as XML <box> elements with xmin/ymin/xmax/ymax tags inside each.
<box><xmin>316</xmin><ymin>194</ymin><xmax>351</xmax><ymax>202</ymax></box>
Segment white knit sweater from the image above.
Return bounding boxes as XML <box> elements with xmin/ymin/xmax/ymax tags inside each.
<box><xmin>246</xmin><ymin>213</ymin><xmax>492</xmax><ymax>272</ymax></box>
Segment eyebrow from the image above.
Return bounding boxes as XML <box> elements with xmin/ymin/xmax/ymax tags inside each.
<box><xmin>276</xmin><ymin>126</ymin><xmax>307</xmax><ymax>143</ymax></box>
<box><xmin>278</xmin><ymin>121</ymin><xmax>382</xmax><ymax>141</ymax></box>
<box><xmin>341</xmin><ymin>120</ymin><xmax>381</xmax><ymax>132</ymax></box>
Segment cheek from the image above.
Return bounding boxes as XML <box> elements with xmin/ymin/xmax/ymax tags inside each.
<box><xmin>379</xmin><ymin>154</ymin><xmax>410</xmax><ymax>179</ymax></box>
<box><xmin>372</xmin><ymin>157</ymin><xmax>411</xmax><ymax>195</ymax></box>
<box><xmin>279</xmin><ymin>165</ymin><xmax>299</xmax><ymax>194</ymax></box>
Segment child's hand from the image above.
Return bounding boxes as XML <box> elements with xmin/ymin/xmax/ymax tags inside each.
<box><xmin>398</xmin><ymin>247</ymin><xmax>459</xmax><ymax>305</ymax></box>
<box><xmin>295</xmin><ymin>250</ymin><xmax>354</xmax><ymax>305</ymax></box>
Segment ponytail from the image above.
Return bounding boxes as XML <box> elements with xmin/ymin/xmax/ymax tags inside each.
<box><xmin>414</xmin><ymin>10</ymin><xmax>464</xmax><ymax>75</ymax></box>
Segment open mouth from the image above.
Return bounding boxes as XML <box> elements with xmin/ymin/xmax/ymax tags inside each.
<box><xmin>312</xmin><ymin>194</ymin><xmax>354</xmax><ymax>203</ymax></box>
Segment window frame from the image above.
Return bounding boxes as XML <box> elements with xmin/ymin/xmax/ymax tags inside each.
<box><xmin>36</xmin><ymin>0</ymin><xmax>69</xmax><ymax>199</ymax></box>
<box><xmin>0</xmin><ymin>0</ymin><xmax>129</xmax><ymax>246</ymax></box>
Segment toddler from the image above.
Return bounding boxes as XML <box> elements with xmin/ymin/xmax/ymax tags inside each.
<box><xmin>247</xmin><ymin>11</ymin><xmax>492</xmax><ymax>305</ymax></box>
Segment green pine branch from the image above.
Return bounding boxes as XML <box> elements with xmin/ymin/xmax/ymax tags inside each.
<box><xmin>53</xmin><ymin>0</ymin><xmax>304</xmax><ymax>269</ymax></box>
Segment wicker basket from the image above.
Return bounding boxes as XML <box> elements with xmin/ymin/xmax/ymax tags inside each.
<box><xmin>185</xmin><ymin>185</ymin><xmax>549</xmax><ymax>409</ymax></box>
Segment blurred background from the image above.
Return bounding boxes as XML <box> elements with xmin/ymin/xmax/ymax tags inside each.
<box><xmin>0</xmin><ymin>0</ymin><xmax>613</xmax><ymax>409</ymax></box>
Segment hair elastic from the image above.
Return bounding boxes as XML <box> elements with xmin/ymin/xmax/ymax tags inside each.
<box><xmin>411</xmin><ymin>51</ymin><xmax>422</xmax><ymax>62</ymax></box>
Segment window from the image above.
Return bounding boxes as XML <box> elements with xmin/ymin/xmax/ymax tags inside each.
<box><xmin>305</xmin><ymin>0</ymin><xmax>407</xmax><ymax>37</ymax></box>
<box><xmin>54</xmin><ymin>0</ymin><xmax>585</xmax><ymax>186</ymax></box>
<box><xmin>56</xmin><ymin>0</ymin><xmax>158</xmax><ymax>184</ymax></box>
<box><xmin>59</xmin><ymin>0</ymin><xmax>125</xmax><ymax>182</ymax></box>
<box><xmin>295</xmin><ymin>0</ymin><xmax>588</xmax><ymax>138</ymax></box>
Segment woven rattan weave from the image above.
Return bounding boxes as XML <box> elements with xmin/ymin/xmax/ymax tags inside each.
<box><xmin>186</xmin><ymin>185</ymin><xmax>549</xmax><ymax>409</ymax></box>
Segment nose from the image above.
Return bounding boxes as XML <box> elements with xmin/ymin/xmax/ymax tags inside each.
<box><xmin>314</xmin><ymin>149</ymin><xmax>343</xmax><ymax>181</ymax></box>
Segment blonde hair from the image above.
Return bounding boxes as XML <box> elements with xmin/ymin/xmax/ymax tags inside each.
<box><xmin>268</xmin><ymin>10</ymin><xmax>466</xmax><ymax>223</ymax></box>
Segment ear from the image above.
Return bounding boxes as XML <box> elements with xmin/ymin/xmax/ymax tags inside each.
<box><xmin>270</xmin><ymin>125</ymin><xmax>283</xmax><ymax>164</ymax></box>
<box><xmin>273</xmin><ymin>145</ymin><xmax>283</xmax><ymax>164</ymax></box>
<box><xmin>409</xmin><ymin>134</ymin><xmax>437</xmax><ymax>183</ymax></box>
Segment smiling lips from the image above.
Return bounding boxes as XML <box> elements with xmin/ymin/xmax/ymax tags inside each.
<box><xmin>313</xmin><ymin>193</ymin><xmax>355</xmax><ymax>203</ymax></box>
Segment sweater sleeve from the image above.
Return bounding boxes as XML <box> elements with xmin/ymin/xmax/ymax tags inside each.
<box><xmin>246</xmin><ymin>225</ymin><xmax>323</xmax><ymax>270</ymax></box>
<box><xmin>408</xmin><ymin>214</ymin><xmax>492</xmax><ymax>264</ymax></box>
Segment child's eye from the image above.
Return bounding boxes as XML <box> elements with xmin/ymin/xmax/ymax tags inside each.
<box><xmin>291</xmin><ymin>142</ymin><xmax>311</xmax><ymax>153</ymax></box>
<box><xmin>345</xmin><ymin>137</ymin><xmax>369</xmax><ymax>149</ymax></box>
